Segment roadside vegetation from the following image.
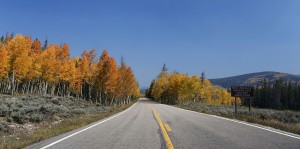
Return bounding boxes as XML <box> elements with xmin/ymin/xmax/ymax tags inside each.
<box><xmin>0</xmin><ymin>33</ymin><xmax>140</xmax><ymax>148</ymax></box>
<box><xmin>146</xmin><ymin>64</ymin><xmax>240</xmax><ymax>105</ymax></box>
<box><xmin>0</xmin><ymin>94</ymin><xmax>137</xmax><ymax>149</ymax></box>
<box><xmin>146</xmin><ymin>65</ymin><xmax>300</xmax><ymax>135</ymax></box>
<box><xmin>177</xmin><ymin>102</ymin><xmax>300</xmax><ymax>135</ymax></box>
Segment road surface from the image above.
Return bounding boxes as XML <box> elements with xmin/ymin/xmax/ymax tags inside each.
<box><xmin>27</xmin><ymin>98</ymin><xmax>300</xmax><ymax>149</ymax></box>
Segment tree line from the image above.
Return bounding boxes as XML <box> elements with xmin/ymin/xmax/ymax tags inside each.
<box><xmin>249</xmin><ymin>78</ymin><xmax>300</xmax><ymax>110</ymax></box>
<box><xmin>0</xmin><ymin>34</ymin><xmax>140</xmax><ymax>105</ymax></box>
<box><xmin>146</xmin><ymin>65</ymin><xmax>240</xmax><ymax>105</ymax></box>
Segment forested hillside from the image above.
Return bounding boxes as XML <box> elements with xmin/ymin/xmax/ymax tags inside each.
<box><xmin>146</xmin><ymin>65</ymin><xmax>239</xmax><ymax>105</ymax></box>
<box><xmin>250</xmin><ymin>78</ymin><xmax>300</xmax><ymax>110</ymax></box>
<box><xmin>210</xmin><ymin>72</ymin><xmax>300</xmax><ymax>110</ymax></box>
<box><xmin>210</xmin><ymin>71</ymin><xmax>300</xmax><ymax>88</ymax></box>
<box><xmin>147</xmin><ymin>66</ymin><xmax>300</xmax><ymax>111</ymax></box>
<box><xmin>0</xmin><ymin>34</ymin><xmax>140</xmax><ymax>105</ymax></box>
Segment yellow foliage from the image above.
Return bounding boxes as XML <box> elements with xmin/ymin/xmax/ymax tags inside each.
<box><xmin>27</xmin><ymin>39</ymin><xmax>43</xmax><ymax>81</ymax></box>
<box><xmin>150</xmin><ymin>71</ymin><xmax>234</xmax><ymax>105</ymax></box>
<box><xmin>7</xmin><ymin>34</ymin><xmax>32</xmax><ymax>83</ymax></box>
<box><xmin>96</xmin><ymin>50</ymin><xmax>119</xmax><ymax>96</ymax></box>
<box><xmin>41</xmin><ymin>45</ymin><xmax>59</xmax><ymax>83</ymax></box>
<box><xmin>80</xmin><ymin>49</ymin><xmax>96</xmax><ymax>84</ymax></box>
<box><xmin>0</xmin><ymin>45</ymin><xmax>9</xmax><ymax>81</ymax></box>
<box><xmin>132</xmin><ymin>84</ymin><xmax>140</xmax><ymax>98</ymax></box>
<box><xmin>152</xmin><ymin>74</ymin><xmax>169</xmax><ymax>100</ymax></box>
<box><xmin>69</xmin><ymin>58</ymin><xmax>81</xmax><ymax>94</ymax></box>
<box><xmin>0</xmin><ymin>33</ymin><xmax>139</xmax><ymax>105</ymax></box>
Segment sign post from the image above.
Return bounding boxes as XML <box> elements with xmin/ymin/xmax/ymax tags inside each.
<box><xmin>249</xmin><ymin>97</ymin><xmax>251</xmax><ymax>112</ymax></box>
<box><xmin>234</xmin><ymin>97</ymin><xmax>237</xmax><ymax>114</ymax></box>
<box><xmin>231</xmin><ymin>86</ymin><xmax>254</xmax><ymax>114</ymax></box>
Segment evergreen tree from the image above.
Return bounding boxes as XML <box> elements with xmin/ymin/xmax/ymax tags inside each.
<box><xmin>274</xmin><ymin>79</ymin><xmax>283</xmax><ymax>109</ymax></box>
<box><xmin>162</xmin><ymin>63</ymin><xmax>168</xmax><ymax>72</ymax></box>
<box><xmin>147</xmin><ymin>80</ymin><xmax>155</xmax><ymax>98</ymax></box>
<box><xmin>201</xmin><ymin>71</ymin><xmax>205</xmax><ymax>84</ymax></box>
<box><xmin>42</xmin><ymin>37</ymin><xmax>48</xmax><ymax>51</ymax></box>
<box><xmin>0</xmin><ymin>36</ymin><xmax>4</xmax><ymax>43</ymax></box>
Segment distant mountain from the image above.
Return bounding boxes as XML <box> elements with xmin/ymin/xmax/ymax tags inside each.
<box><xmin>140</xmin><ymin>87</ymin><xmax>148</xmax><ymax>94</ymax></box>
<box><xmin>210</xmin><ymin>71</ymin><xmax>300</xmax><ymax>88</ymax></box>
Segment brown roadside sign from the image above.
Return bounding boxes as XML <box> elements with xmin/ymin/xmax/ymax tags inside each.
<box><xmin>231</xmin><ymin>86</ymin><xmax>254</xmax><ymax>97</ymax></box>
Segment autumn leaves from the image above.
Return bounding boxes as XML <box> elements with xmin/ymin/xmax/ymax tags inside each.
<box><xmin>147</xmin><ymin>66</ymin><xmax>237</xmax><ymax>105</ymax></box>
<box><xmin>95</xmin><ymin>50</ymin><xmax>139</xmax><ymax>105</ymax></box>
<box><xmin>0</xmin><ymin>33</ymin><xmax>235</xmax><ymax>106</ymax></box>
<box><xmin>0</xmin><ymin>34</ymin><xmax>139</xmax><ymax>105</ymax></box>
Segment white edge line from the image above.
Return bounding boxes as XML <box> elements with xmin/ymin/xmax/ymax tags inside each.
<box><xmin>164</xmin><ymin>104</ymin><xmax>300</xmax><ymax>140</ymax></box>
<box><xmin>40</xmin><ymin>99</ymin><xmax>139</xmax><ymax>149</ymax></box>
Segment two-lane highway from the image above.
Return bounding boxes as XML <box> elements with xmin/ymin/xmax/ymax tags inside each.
<box><xmin>27</xmin><ymin>98</ymin><xmax>300</xmax><ymax>149</ymax></box>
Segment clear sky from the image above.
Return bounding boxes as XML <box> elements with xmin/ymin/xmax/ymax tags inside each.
<box><xmin>1</xmin><ymin>0</ymin><xmax>300</xmax><ymax>87</ymax></box>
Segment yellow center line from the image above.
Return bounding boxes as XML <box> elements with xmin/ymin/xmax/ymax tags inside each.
<box><xmin>164</xmin><ymin>123</ymin><xmax>172</xmax><ymax>132</ymax></box>
<box><xmin>148</xmin><ymin>105</ymin><xmax>174</xmax><ymax>149</ymax></box>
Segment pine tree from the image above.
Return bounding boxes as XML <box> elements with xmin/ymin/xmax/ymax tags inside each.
<box><xmin>274</xmin><ymin>79</ymin><xmax>283</xmax><ymax>109</ymax></box>
<box><xmin>0</xmin><ymin>36</ymin><xmax>4</xmax><ymax>43</ymax></box>
<box><xmin>201</xmin><ymin>71</ymin><xmax>205</xmax><ymax>84</ymax></box>
<box><xmin>147</xmin><ymin>80</ymin><xmax>155</xmax><ymax>98</ymax></box>
<box><xmin>42</xmin><ymin>37</ymin><xmax>48</xmax><ymax>51</ymax></box>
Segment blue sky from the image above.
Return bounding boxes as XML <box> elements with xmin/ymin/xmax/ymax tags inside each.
<box><xmin>1</xmin><ymin>0</ymin><xmax>300</xmax><ymax>87</ymax></box>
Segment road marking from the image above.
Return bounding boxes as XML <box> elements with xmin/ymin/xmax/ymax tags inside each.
<box><xmin>150</xmin><ymin>107</ymin><xmax>174</xmax><ymax>149</ymax></box>
<box><xmin>40</xmin><ymin>100</ymin><xmax>139</xmax><ymax>149</ymax></box>
<box><xmin>164</xmin><ymin>104</ymin><xmax>300</xmax><ymax>140</ymax></box>
<box><xmin>164</xmin><ymin>123</ymin><xmax>172</xmax><ymax>132</ymax></box>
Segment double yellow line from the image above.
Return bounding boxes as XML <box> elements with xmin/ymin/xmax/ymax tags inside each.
<box><xmin>148</xmin><ymin>105</ymin><xmax>174</xmax><ymax>149</ymax></box>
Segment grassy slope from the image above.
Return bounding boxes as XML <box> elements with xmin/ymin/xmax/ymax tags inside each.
<box><xmin>0</xmin><ymin>95</ymin><xmax>137</xmax><ymax>149</ymax></box>
<box><xmin>176</xmin><ymin>102</ymin><xmax>300</xmax><ymax>135</ymax></box>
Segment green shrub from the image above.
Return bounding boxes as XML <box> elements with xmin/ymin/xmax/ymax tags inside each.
<box><xmin>11</xmin><ymin>110</ymin><xmax>26</xmax><ymax>124</ymax></box>
<box><xmin>0</xmin><ymin>122</ymin><xmax>8</xmax><ymax>132</ymax></box>
<box><xmin>0</xmin><ymin>104</ymin><xmax>9</xmax><ymax>116</ymax></box>
<box><xmin>71</xmin><ymin>108</ymin><xmax>86</xmax><ymax>115</ymax></box>
<box><xmin>0</xmin><ymin>94</ymin><xmax>131</xmax><ymax>126</ymax></box>
<box><xmin>30</xmin><ymin>114</ymin><xmax>44</xmax><ymax>122</ymax></box>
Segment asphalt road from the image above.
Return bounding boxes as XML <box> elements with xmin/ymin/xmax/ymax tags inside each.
<box><xmin>27</xmin><ymin>98</ymin><xmax>300</xmax><ymax>149</ymax></box>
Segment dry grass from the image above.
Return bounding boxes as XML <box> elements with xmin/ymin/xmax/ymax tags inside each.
<box><xmin>176</xmin><ymin>102</ymin><xmax>300</xmax><ymax>135</ymax></box>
